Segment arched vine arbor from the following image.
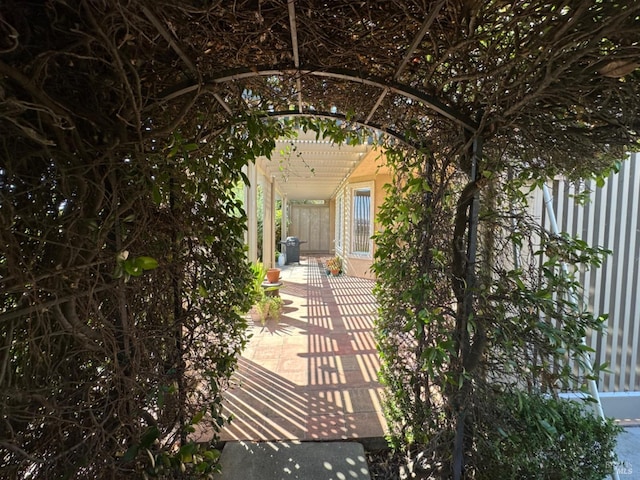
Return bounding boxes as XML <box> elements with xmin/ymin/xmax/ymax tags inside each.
<box><xmin>1</xmin><ymin>1</ymin><xmax>639</xmax><ymax>478</ymax></box>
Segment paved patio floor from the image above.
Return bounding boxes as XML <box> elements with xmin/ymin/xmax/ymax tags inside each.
<box><xmin>219</xmin><ymin>256</ymin><xmax>386</xmax><ymax>443</ymax></box>
<box><xmin>215</xmin><ymin>257</ymin><xmax>640</xmax><ymax>479</ymax></box>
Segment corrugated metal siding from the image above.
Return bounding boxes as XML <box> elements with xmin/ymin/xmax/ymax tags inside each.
<box><xmin>535</xmin><ymin>153</ymin><xmax>640</xmax><ymax>393</ymax></box>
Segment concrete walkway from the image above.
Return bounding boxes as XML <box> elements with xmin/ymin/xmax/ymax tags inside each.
<box><xmin>616</xmin><ymin>426</ymin><xmax>640</xmax><ymax>479</ymax></box>
<box><xmin>215</xmin><ymin>429</ymin><xmax>640</xmax><ymax>480</ymax></box>
<box><xmin>218</xmin><ymin>441</ymin><xmax>370</xmax><ymax>480</ymax></box>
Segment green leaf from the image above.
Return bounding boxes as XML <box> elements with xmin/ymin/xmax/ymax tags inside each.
<box><xmin>167</xmin><ymin>141</ymin><xmax>179</xmax><ymax>159</ymax></box>
<box><xmin>191</xmin><ymin>410</ymin><xmax>205</xmax><ymax>425</ymax></box>
<box><xmin>538</xmin><ymin>419</ymin><xmax>557</xmax><ymax>436</ymax></box>
<box><xmin>140</xmin><ymin>426</ymin><xmax>159</xmax><ymax>449</ymax></box>
<box><xmin>134</xmin><ymin>256</ymin><xmax>159</xmax><ymax>271</ymax></box>
<box><xmin>123</xmin><ymin>260</ymin><xmax>143</xmax><ymax>277</ymax></box>
<box><xmin>152</xmin><ymin>184</ymin><xmax>162</xmax><ymax>205</ymax></box>
<box><xmin>203</xmin><ymin>450</ymin><xmax>221</xmax><ymax>462</ymax></box>
<box><xmin>113</xmin><ymin>263</ymin><xmax>124</xmax><ymax>279</ymax></box>
<box><xmin>183</xmin><ymin>143</ymin><xmax>199</xmax><ymax>152</ymax></box>
<box><xmin>145</xmin><ymin>448</ymin><xmax>156</xmax><ymax>469</ymax></box>
<box><xmin>179</xmin><ymin>443</ymin><xmax>197</xmax><ymax>463</ymax></box>
<box><xmin>122</xmin><ymin>445</ymin><xmax>138</xmax><ymax>462</ymax></box>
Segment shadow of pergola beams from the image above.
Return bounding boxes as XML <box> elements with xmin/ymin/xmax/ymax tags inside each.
<box><xmin>218</xmin><ymin>256</ymin><xmax>386</xmax><ymax>442</ymax></box>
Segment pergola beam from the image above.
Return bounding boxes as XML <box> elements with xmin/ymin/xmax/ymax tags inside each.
<box><xmin>142</xmin><ymin>6</ymin><xmax>236</xmax><ymax>116</ymax></box>
<box><xmin>366</xmin><ymin>0</ymin><xmax>445</xmax><ymax>124</ymax></box>
<box><xmin>213</xmin><ymin>92</ymin><xmax>234</xmax><ymax>116</ymax></box>
<box><xmin>160</xmin><ymin>68</ymin><xmax>478</xmax><ymax>133</ymax></box>
<box><xmin>287</xmin><ymin>0</ymin><xmax>304</xmax><ymax>113</ymax></box>
<box><xmin>364</xmin><ymin>88</ymin><xmax>389</xmax><ymax>124</ymax></box>
<box><xmin>393</xmin><ymin>0</ymin><xmax>445</xmax><ymax>81</ymax></box>
<box><xmin>141</xmin><ymin>6</ymin><xmax>197</xmax><ymax>75</ymax></box>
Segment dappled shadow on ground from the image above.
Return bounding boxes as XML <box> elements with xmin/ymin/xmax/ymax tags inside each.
<box><xmin>218</xmin><ymin>257</ymin><xmax>386</xmax><ymax>442</ymax></box>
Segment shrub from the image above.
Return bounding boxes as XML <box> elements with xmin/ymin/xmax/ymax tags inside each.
<box><xmin>475</xmin><ymin>391</ymin><xmax>622</xmax><ymax>480</ymax></box>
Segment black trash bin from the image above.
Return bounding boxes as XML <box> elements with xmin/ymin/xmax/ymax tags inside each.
<box><xmin>280</xmin><ymin>236</ymin><xmax>306</xmax><ymax>264</ymax></box>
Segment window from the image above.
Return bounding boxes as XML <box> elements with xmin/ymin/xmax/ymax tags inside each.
<box><xmin>351</xmin><ymin>184</ymin><xmax>373</xmax><ymax>255</ymax></box>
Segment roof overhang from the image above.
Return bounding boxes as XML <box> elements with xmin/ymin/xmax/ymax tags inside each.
<box><xmin>256</xmin><ymin>129</ymin><xmax>373</xmax><ymax>201</ymax></box>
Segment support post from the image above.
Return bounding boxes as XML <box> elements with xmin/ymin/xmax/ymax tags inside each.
<box><xmin>245</xmin><ymin>163</ymin><xmax>258</xmax><ymax>263</ymax></box>
<box><xmin>262</xmin><ymin>175</ymin><xmax>276</xmax><ymax>268</ymax></box>
<box><xmin>282</xmin><ymin>196</ymin><xmax>289</xmax><ymax>242</ymax></box>
<box><xmin>464</xmin><ymin>136</ymin><xmax>482</xmax><ymax>306</ymax></box>
<box><xmin>452</xmin><ymin>136</ymin><xmax>483</xmax><ymax>480</ymax></box>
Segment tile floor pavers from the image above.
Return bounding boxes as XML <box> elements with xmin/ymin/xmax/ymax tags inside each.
<box><xmin>218</xmin><ymin>257</ymin><xmax>386</xmax><ymax>442</ymax></box>
<box><xmin>212</xmin><ymin>258</ymin><xmax>640</xmax><ymax>480</ymax></box>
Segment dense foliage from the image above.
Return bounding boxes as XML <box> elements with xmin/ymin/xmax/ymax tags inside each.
<box><xmin>373</xmin><ymin>139</ymin><xmax>621</xmax><ymax>478</ymax></box>
<box><xmin>1</xmin><ymin>112</ymin><xmax>288</xmax><ymax>478</ymax></box>
<box><xmin>1</xmin><ymin>1</ymin><xmax>639</xmax><ymax>479</ymax></box>
<box><xmin>476</xmin><ymin>393</ymin><xmax>621</xmax><ymax>480</ymax></box>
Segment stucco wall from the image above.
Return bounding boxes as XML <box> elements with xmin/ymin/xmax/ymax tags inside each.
<box><xmin>335</xmin><ymin>148</ymin><xmax>391</xmax><ymax>280</ymax></box>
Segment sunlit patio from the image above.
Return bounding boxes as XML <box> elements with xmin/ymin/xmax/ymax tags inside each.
<box><xmin>218</xmin><ymin>257</ymin><xmax>386</xmax><ymax>442</ymax></box>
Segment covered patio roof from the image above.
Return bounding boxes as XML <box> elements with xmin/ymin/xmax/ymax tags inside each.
<box><xmin>256</xmin><ymin>129</ymin><xmax>374</xmax><ymax>201</ymax></box>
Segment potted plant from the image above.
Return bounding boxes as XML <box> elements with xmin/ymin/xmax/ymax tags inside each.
<box><xmin>326</xmin><ymin>256</ymin><xmax>342</xmax><ymax>276</ymax></box>
<box><xmin>254</xmin><ymin>293</ymin><xmax>284</xmax><ymax>325</ymax></box>
<box><xmin>266</xmin><ymin>267</ymin><xmax>281</xmax><ymax>283</ymax></box>
<box><xmin>268</xmin><ymin>296</ymin><xmax>284</xmax><ymax>322</ymax></box>
<box><xmin>251</xmin><ymin>262</ymin><xmax>284</xmax><ymax>325</ymax></box>
<box><xmin>250</xmin><ymin>262</ymin><xmax>268</xmax><ymax>301</ymax></box>
<box><xmin>255</xmin><ymin>296</ymin><xmax>271</xmax><ymax>325</ymax></box>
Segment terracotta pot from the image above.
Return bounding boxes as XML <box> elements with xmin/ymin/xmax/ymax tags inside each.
<box><xmin>266</xmin><ymin>268</ymin><xmax>281</xmax><ymax>283</ymax></box>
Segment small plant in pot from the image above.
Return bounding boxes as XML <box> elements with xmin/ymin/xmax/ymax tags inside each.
<box><xmin>326</xmin><ymin>257</ymin><xmax>342</xmax><ymax>276</ymax></box>
<box><xmin>255</xmin><ymin>296</ymin><xmax>271</xmax><ymax>325</ymax></box>
<box><xmin>250</xmin><ymin>262</ymin><xmax>284</xmax><ymax>325</ymax></box>
<box><xmin>268</xmin><ymin>296</ymin><xmax>284</xmax><ymax>322</ymax></box>
<box><xmin>250</xmin><ymin>262</ymin><xmax>268</xmax><ymax>301</ymax></box>
<box><xmin>255</xmin><ymin>293</ymin><xmax>284</xmax><ymax>325</ymax></box>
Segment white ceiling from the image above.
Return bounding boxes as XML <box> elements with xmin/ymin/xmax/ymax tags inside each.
<box><xmin>256</xmin><ymin>130</ymin><xmax>373</xmax><ymax>201</ymax></box>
